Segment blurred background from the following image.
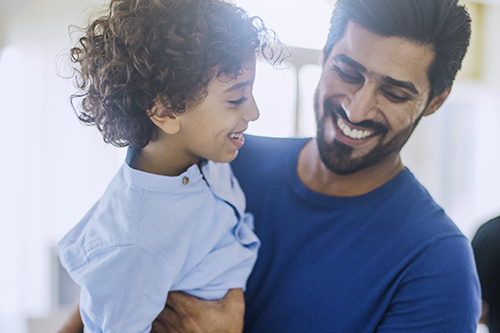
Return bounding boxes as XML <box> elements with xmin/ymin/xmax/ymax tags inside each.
<box><xmin>0</xmin><ymin>0</ymin><xmax>499</xmax><ymax>331</ymax></box>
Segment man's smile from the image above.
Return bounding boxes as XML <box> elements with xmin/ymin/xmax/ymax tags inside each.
<box><xmin>324</xmin><ymin>99</ymin><xmax>387</xmax><ymax>144</ymax></box>
<box><xmin>336</xmin><ymin>117</ymin><xmax>374</xmax><ymax>139</ymax></box>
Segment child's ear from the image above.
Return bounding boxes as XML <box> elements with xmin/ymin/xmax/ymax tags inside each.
<box><xmin>147</xmin><ymin>101</ymin><xmax>181</xmax><ymax>135</ymax></box>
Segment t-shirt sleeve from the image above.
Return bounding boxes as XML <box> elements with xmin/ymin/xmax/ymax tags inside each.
<box><xmin>376</xmin><ymin>235</ymin><xmax>481</xmax><ymax>332</ymax></box>
<box><xmin>70</xmin><ymin>245</ymin><xmax>172</xmax><ymax>333</ymax></box>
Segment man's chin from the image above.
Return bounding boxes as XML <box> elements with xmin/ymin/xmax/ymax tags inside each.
<box><xmin>319</xmin><ymin>155</ymin><xmax>370</xmax><ymax>176</ymax></box>
<box><xmin>317</xmin><ymin>139</ymin><xmax>363</xmax><ymax>175</ymax></box>
<box><xmin>316</xmin><ymin>134</ymin><xmax>391</xmax><ymax>176</ymax></box>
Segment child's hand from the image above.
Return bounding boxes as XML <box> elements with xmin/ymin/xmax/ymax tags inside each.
<box><xmin>151</xmin><ymin>288</ymin><xmax>245</xmax><ymax>333</ymax></box>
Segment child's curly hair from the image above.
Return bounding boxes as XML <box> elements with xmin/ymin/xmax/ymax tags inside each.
<box><xmin>70</xmin><ymin>0</ymin><xmax>282</xmax><ymax>148</ymax></box>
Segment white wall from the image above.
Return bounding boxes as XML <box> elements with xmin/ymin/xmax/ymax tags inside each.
<box><xmin>0</xmin><ymin>0</ymin><xmax>124</xmax><ymax>331</ymax></box>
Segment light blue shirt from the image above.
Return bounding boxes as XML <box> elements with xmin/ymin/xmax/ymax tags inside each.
<box><xmin>57</xmin><ymin>149</ymin><xmax>260</xmax><ymax>333</ymax></box>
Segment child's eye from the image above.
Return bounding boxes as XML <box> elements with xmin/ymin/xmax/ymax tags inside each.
<box><xmin>333</xmin><ymin>65</ymin><xmax>363</xmax><ymax>84</ymax></box>
<box><xmin>229</xmin><ymin>97</ymin><xmax>248</xmax><ymax>106</ymax></box>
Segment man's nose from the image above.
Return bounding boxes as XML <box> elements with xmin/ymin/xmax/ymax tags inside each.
<box><xmin>342</xmin><ymin>84</ymin><xmax>378</xmax><ymax>124</ymax></box>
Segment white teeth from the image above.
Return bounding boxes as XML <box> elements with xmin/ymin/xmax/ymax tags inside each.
<box><xmin>336</xmin><ymin>117</ymin><xmax>373</xmax><ymax>140</ymax></box>
<box><xmin>229</xmin><ymin>133</ymin><xmax>242</xmax><ymax>140</ymax></box>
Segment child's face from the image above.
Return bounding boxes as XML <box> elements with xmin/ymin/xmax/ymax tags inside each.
<box><xmin>176</xmin><ymin>59</ymin><xmax>259</xmax><ymax>164</ymax></box>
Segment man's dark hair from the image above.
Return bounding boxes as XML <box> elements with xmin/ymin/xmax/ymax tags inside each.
<box><xmin>323</xmin><ymin>0</ymin><xmax>471</xmax><ymax>100</ymax></box>
<box><xmin>69</xmin><ymin>0</ymin><xmax>282</xmax><ymax>148</ymax></box>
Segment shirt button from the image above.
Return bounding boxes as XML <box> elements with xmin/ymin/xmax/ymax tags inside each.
<box><xmin>182</xmin><ymin>177</ymin><xmax>189</xmax><ymax>185</ymax></box>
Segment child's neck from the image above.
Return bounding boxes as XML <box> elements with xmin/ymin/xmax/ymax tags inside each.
<box><xmin>131</xmin><ymin>139</ymin><xmax>198</xmax><ymax>177</ymax></box>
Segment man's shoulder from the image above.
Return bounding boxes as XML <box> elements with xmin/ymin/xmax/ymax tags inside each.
<box><xmin>378</xmin><ymin>169</ymin><xmax>463</xmax><ymax>239</ymax></box>
<box><xmin>241</xmin><ymin>135</ymin><xmax>310</xmax><ymax>155</ymax></box>
<box><xmin>234</xmin><ymin>135</ymin><xmax>308</xmax><ymax>166</ymax></box>
<box><xmin>232</xmin><ymin>135</ymin><xmax>309</xmax><ymax>180</ymax></box>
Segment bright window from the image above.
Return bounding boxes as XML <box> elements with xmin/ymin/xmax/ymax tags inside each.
<box><xmin>235</xmin><ymin>0</ymin><xmax>331</xmax><ymax>138</ymax></box>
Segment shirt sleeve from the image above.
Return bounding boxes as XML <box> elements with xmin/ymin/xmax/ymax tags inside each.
<box><xmin>70</xmin><ymin>245</ymin><xmax>172</xmax><ymax>333</ymax></box>
<box><xmin>376</xmin><ymin>236</ymin><xmax>481</xmax><ymax>332</ymax></box>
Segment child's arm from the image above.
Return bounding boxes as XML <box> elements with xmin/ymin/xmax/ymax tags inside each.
<box><xmin>57</xmin><ymin>301</ymin><xmax>83</xmax><ymax>333</ymax></box>
<box><xmin>69</xmin><ymin>245</ymin><xmax>172</xmax><ymax>332</ymax></box>
<box><xmin>151</xmin><ymin>289</ymin><xmax>245</xmax><ymax>333</ymax></box>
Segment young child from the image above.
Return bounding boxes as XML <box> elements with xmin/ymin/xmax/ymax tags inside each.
<box><xmin>57</xmin><ymin>0</ymin><xmax>281</xmax><ymax>331</ymax></box>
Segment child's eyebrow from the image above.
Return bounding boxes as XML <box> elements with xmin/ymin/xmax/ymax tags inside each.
<box><xmin>223</xmin><ymin>80</ymin><xmax>253</xmax><ymax>93</ymax></box>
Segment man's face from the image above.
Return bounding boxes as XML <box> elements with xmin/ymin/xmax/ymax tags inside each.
<box><xmin>314</xmin><ymin>22</ymin><xmax>440</xmax><ymax>175</ymax></box>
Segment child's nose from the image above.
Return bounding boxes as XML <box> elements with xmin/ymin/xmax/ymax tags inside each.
<box><xmin>244</xmin><ymin>96</ymin><xmax>260</xmax><ymax>122</ymax></box>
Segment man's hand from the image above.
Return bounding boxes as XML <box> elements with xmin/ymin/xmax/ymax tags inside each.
<box><xmin>151</xmin><ymin>288</ymin><xmax>245</xmax><ymax>333</ymax></box>
<box><xmin>479</xmin><ymin>300</ymin><xmax>489</xmax><ymax>325</ymax></box>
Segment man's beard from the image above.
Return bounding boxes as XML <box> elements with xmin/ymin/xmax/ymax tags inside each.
<box><xmin>314</xmin><ymin>90</ymin><xmax>422</xmax><ymax>175</ymax></box>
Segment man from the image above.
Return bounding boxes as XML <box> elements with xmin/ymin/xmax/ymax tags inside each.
<box><xmin>156</xmin><ymin>0</ymin><xmax>479</xmax><ymax>331</ymax></box>
<box><xmin>60</xmin><ymin>0</ymin><xmax>480</xmax><ymax>332</ymax></box>
<box><xmin>472</xmin><ymin>215</ymin><xmax>500</xmax><ymax>332</ymax></box>
<box><xmin>151</xmin><ymin>0</ymin><xmax>480</xmax><ymax>331</ymax></box>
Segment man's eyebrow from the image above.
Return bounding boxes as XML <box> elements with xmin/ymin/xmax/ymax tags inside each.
<box><xmin>333</xmin><ymin>54</ymin><xmax>366</xmax><ymax>73</ymax></box>
<box><xmin>223</xmin><ymin>80</ymin><xmax>253</xmax><ymax>93</ymax></box>
<box><xmin>334</xmin><ymin>53</ymin><xmax>420</xmax><ymax>95</ymax></box>
<box><xmin>381</xmin><ymin>76</ymin><xmax>420</xmax><ymax>95</ymax></box>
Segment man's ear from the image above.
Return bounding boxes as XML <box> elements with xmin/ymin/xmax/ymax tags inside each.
<box><xmin>147</xmin><ymin>101</ymin><xmax>181</xmax><ymax>135</ymax></box>
<box><xmin>424</xmin><ymin>88</ymin><xmax>451</xmax><ymax>117</ymax></box>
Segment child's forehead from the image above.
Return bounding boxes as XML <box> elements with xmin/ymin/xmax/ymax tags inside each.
<box><xmin>208</xmin><ymin>60</ymin><xmax>257</xmax><ymax>94</ymax></box>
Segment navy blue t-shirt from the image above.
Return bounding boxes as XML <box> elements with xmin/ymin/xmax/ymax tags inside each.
<box><xmin>232</xmin><ymin>135</ymin><xmax>480</xmax><ymax>332</ymax></box>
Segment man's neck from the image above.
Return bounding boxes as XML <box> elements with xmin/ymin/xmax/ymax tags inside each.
<box><xmin>297</xmin><ymin>139</ymin><xmax>404</xmax><ymax>197</ymax></box>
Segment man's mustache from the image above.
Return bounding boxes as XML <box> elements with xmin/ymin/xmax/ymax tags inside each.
<box><xmin>324</xmin><ymin>99</ymin><xmax>388</xmax><ymax>135</ymax></box>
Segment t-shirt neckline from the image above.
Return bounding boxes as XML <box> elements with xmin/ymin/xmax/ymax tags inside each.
<box><xmin>284</xmin><ymin>138</ymin><xmax>409</xmax><ymax>208</ymax></box>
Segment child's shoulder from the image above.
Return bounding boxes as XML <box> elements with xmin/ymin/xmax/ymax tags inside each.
<box><xmin>57</xmin><ymin>161</ymin><xmax>233</xmax><ymax>272</ymax></box>
<box><xmin>57</xmin><ymin>167</ymin><xmax>152</xmax><ymax>267</ymax></box>
<box><xmin>57</xmin><ymin>196</ymin><xmax>143</xmax><ymax>270</ymax></box>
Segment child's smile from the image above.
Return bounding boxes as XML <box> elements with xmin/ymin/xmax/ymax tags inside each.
<box><xmin>228</xmin><ymin>130</ymin><xmax>246</xmax><ymax>149</ymax></box>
